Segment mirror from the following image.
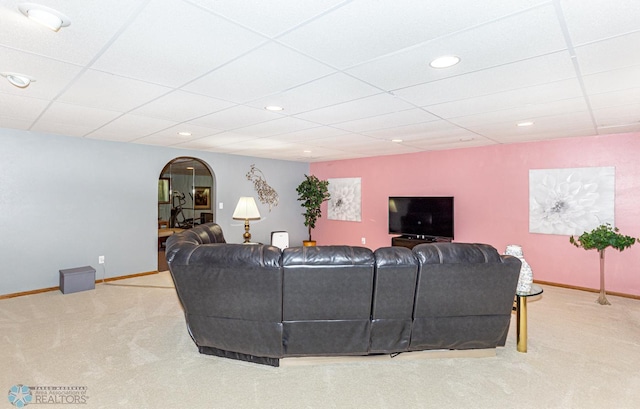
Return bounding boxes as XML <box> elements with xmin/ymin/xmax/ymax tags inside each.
<box><xmin>158</xmin><ymin>157</ymin><xmax>215</xmax><ymax>229</ymax></box>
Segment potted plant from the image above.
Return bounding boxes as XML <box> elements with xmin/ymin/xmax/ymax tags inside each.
<box><xmin>570</xmin><ymin>223</ymin><xmax>638</xmax><ymax>305</ymax></box>
<box><xmin>296</xmin><ymin>174</ymin><xmax>330</xmax><ymax>246</ymax></box>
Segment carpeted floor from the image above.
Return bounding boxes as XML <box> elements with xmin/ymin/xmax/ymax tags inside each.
<box><xmin>2</xmin><ymin>272</ymin><xmax>639</xmax><ymax>409</ymax></box>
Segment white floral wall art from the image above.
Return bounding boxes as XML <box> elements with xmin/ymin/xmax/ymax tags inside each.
<box><xmin>529</xmin><ymin>167</ymin><xmax>615</xmax><ymax>236</ymax></box>
<box><xmin>327</xmin><ymin>177</ymin><xmax>361</xmax><ymax>222</ymax></box>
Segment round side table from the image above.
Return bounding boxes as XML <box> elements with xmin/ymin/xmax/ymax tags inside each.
<box><xmin>515</xmin><ymin>284</ymin><xmax>543</xmax><ymax>353</ymax></box>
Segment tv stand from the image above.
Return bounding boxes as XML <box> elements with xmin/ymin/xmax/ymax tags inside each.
<box><xmin>391</xmin><ymin>236</ymin><xmax>451</xmax><ymax>249</ymax></box>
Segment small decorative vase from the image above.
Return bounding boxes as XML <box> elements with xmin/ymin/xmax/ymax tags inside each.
<box><xmin>505</xmin><ymin>244</ymin><xmax>533</xmax><ymax>292</ymax></box>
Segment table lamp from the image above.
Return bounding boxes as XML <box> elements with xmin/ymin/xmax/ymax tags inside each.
<box><xmin>232</xmin><ymin>197</ymin><xmax>261</xmax><ymax>243</ymax></box>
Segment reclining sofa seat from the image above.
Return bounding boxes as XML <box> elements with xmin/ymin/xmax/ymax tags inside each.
<box><xmin>166</xmin><ymin>223</ymin><xmax>284</xmax><ymax>366</ymax></box>
<box><xmin>281</xmin><ymin>245</ymin><xmax>375</xmax><ymax>356</ymax></box>
<box><xmin>410</xmin><ymin>242</ymin><xmax>521</xmax><ymax>350</ymax></box>
<box><xmin>370</xmin><ymin>246</ymin><xmax>419</xmax><ymax>353</ymax></box>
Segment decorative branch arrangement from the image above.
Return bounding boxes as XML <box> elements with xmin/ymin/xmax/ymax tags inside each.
<box><xmin>570</xmin><ymin>223</ymin><xmax>638</xmax><ymax>305</ymax></box>
<box><xmin>246</xmin><ymin>164</ymin><xmax>279</xmax><ymax>211</ymax></box>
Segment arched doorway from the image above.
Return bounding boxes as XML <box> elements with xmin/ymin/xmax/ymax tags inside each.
<box><xmin>157</xmin><ymin>157</ymin><xmax>215</xmax><ymax>271</ymax></box>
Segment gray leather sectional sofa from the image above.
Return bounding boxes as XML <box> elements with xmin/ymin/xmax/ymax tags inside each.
<box><xmin>166</xmin><ymin>223</ymin><xmax>521</xmax><ymax>366</ymax></box>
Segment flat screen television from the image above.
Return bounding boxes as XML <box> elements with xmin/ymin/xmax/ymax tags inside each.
<box><xmin>388</xmin><ymin>196</ymin><xmax>454</xmax><ymax>240</ymax></box>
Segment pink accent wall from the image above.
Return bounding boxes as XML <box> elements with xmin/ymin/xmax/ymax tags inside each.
<box><xmin>310</xmin><ymin>133</ymin><xmax>640</xmax><ymax>297</ymax></box>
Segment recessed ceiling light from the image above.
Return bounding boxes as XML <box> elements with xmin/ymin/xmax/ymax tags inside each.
<box><xmin>1</xmin><ymin>72</ymin><xmax>35</xmax><ymax>88</ymax></box>
<box><xmin>429</xmin><ymin>55</ymin><xmax>460</xmax><ymax>69</ymax></box>
<box><xmin>177</xmin><ymin>131</ymin><xmax>192</xmax><ymax>136</ymax></box>
<box><xmin>265</xmin><ymin>105</ymin><xmax>284</xmax><ymax>111</ymax></box>
<box><xmin>303</xmin><ymin>150</ymin><xmax>312</xmax><ymax>153</ymax></box>
<box><xmin>517</xmin><ymin>121</ymin><xmax>534</xmax><ymax>127</ymax></box>
<box><xmin>18</xmin><ymin>3</ymin><xmax>71</xmax><ymax>31</ymax></box>
<box><xmin>391</xmin><ymin>139</ymin><xmax>403</xmax><ymax>143</ymax></box>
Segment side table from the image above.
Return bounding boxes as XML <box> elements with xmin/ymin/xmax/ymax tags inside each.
<box><xmin>515</xmin><ymin>284</ymin><xmax>543</xmax><ymax>353</ymax></box>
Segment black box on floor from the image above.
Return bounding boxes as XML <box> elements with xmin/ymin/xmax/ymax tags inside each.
<box><xmin>59</xmin><ymin>266</ymin><xmax>96</xmax><ymax>294</ymax></box>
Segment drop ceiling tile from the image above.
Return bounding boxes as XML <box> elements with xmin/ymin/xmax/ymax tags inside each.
<box><xmin>183</xmin><ymin>42</ymin><xmax>335</xmax><ymax>103</ymax></box>
<box><xmin>232</xmin><ymin>117</ymin><xmax>319</xmax><ymax>138</ymax></box>
<box><xmin>278</xmin><ymin>0</ymin><xmax>543</xmax><ymax>68</ymax></box>
<box><xmin>307</xmin><ymin>152</ymin><xmax>369</xmax><ymax>162</ymax></box>
<box><xmin>246</xmin><ymin>72</ymin><xmax>381</xmax><ymax>114</ymax></box>
<box><xmin>189</xmin><ymin>0</ymin><xmax>347</xmax><ymax>37</ymax></box>
<box><xmin>208</xmin><ymin>137</ymin><xmax>308</xmax><ymax>159</ymax></box>
<box><xmin>364</xmin><ymin>120</ymin><xmax>477</xmax><ymax>142</ymax></box>
<box><xmin>0</xmin><ymin>48</ymin><xmax>83</xmax><ymax>100</ymax></box>
<box><xmin>267</xmin><ymin>126</ymin><xmax>349</xmax><ymax>142</ymax></box>
<box><xmin>0</xmin><ymin>0</ymin><xmax>147</xmax><ymax>65</ymax></box>
<box><xmin>593</xmin><ymin>103</ymin><xmax>640</xmax><ymax>129</ymax></box>
<box><xmin>490</xmin><ymin>128</ymin><xmax>597</xmax><ymax>143</ymax></box>
<box><xmin>189</xmin><ymin>105</ymin><xmax>284</xmax><ymax>130</ymax></box>
<box><xmin>86</xmin><ymin>114</ymin><xmax>177</xmax><ymax>142</ymax></box>
<box><xmin>347</xmin><ymin>3</ymin><xmax>566</xmax><ymax>91</ymax></box>
<box><xmin>575</xmin><ymin>31</ymin><xmax>640</xmax><ymax>75</ymax></box>
<box><xmin>130</xmin><ymin>91</ymin><xmax>235</xmax><ymax>122</ymax></box>
<box><xmin>0</xmin><ymin>93</ymin><xmax>49</xmax><ymax>123</ymax></box>
<box><xmin>294</xmin><ymin>93</ymin><xmax>416</xmax><ymax>125</ymax></box>
<box><xmin>32</xmin><ymin>102</ymin><xmax>122</xmax><ymax>136</ymax></box>
<box><xmin>237</xmin><ymin>145</ymin><xmax>359</xmax><ymax>162</ymax></box>
<box><xmin>144</xmin><ymin>124</ymin><xmax>223</xmax><ymax>144</ymax></box>
<box><xmin>597</xmin><ymin>123</ymin><xmax>640</xmax><ymax>134</ymax></box>
<box><xmin>293</xmin><ymin>146</ymin><xmax>365</xmax><ymax>162</ymax></box>
<box><xmin>464</xmin><ymin>110</ymin><xmax>595</xmax><ymax>138</ymax></box>
<box><xmin>219</xmin><ymin>137</ymin><xmax>294</xmax><ymax>151</ymax></box>
<box><xmin>424</xmin><ymin>78</ymin><xmax>584</xmax><ymax>119</ymax></box>
<box><xmin>29</xmin><ymin>122</ymin><xmax>95</xmax><ymax>138</ymax></box>
<box><xmin>333</xmin><ymin>108</ymin><xmax>439</xmax><ymax>133</ymax></box>
<box><xmin>306</xmin><ymin>133</ymin><xmax>386</xmax><ymax>149</ymax></box>
<box><xmin>307</xmin><ymin>134</ymin><xmax>417</xmax><ymax>156</ymax></box>
<box><xmin>0</xmin><ymin>117</ymin><xmax>34</xmax><ymax>130</ymax></box>
<box><xmin>561</xmin><ymin>0</ymin><xmax>640</xmax><ymax>46</ymax></box>
<box><xmin>201</xmin><ymin>145</ymin><xmax>244</xmax><ymax>155</ymax></box>
<box><xmin>448</xmin><ymin>97</ymin><xmax>589</xmax><ymax>128</ymax></box>
<box><xmin>582</xmin><ymin>65</ymin><xmax>640</xmax><ymax>95</ymax></box>
<box><xmin>133</xmin><ymin>132</ymin><xmax>204</xmax><ymax>147</ymax></box>
<box><xmin>176</xmin><ymin>131</ymin><xmax>260</xmax><ymax>150</ymax></box>
<box><xmin>91</xmin><ymin>0</ymin><xmax>266</xmax><ymax>87</ymax></box>
<box><xmin>403</xmin><ymin>135</ymin><xmax>494</xmax><ymax>150</ymax></box>
<box><xmin>395</xmin><ymin>51</ymin><xmax>577</xmax><ymax>107</ymax></box>
<box><xmin>337</xmin><ymin>140</ymin><xmax>423</xmax><ymax>156</ymax></box>
<box><xmin>589</xmin><ymin>88</ymin><xmax>640</xmax><ymax>110</ymax></box>
<box><xmin>58</xmin><ymin>69</ymin><xmax>171</xmax><ymax>112</ymax></box>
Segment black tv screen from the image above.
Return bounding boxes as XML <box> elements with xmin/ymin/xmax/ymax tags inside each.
<box><xmin>389</xmin><ymin>196</ymin><xmax>454</xmax><ymax>239</ymax></box>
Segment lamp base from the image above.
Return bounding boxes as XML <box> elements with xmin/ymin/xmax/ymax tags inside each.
<box><xmin>243</xmin><ymin>219</ymin><xmax>252</xmax><ymax>243</ymax></box>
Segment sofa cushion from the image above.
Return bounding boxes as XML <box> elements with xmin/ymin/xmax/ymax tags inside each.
<box><xmin>165</xmin><ymin>222</ymin><xmax>226</xmax><ymax>265</ymax></box>
<box><xmin>413</xmin><ymin>242</ymin><xmax>502</xmax><ymax>264</ymax></box>
<box><xmin>281</xmin><ymin>246</ymin><xmax>375</xmax><ymax>320</ymax></box>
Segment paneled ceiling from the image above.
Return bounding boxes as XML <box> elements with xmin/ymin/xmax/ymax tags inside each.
<box><xmin>1</xmin><ymin>0</ymin><xmax>639</xmax><ymax>162</ymax></box>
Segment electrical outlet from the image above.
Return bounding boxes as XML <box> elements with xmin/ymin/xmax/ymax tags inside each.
<box><xmin>361</xmin><ymin>237</ymin><xmax>366</xmax><ymax>245</ymax></box>
<box><xmin>98</xmin><ymin>255</ymin><xmax>105</xmax><ymax>264</ymax></box>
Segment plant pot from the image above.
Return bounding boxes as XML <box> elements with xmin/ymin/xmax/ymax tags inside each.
<box><xmin>303</xmin><ymin>240</ymin><xmax>316</xmax><ymax>247</ymax></box>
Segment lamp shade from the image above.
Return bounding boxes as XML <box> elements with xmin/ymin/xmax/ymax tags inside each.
<box><xmin>232</xmin><ymin>197</ymin><xmax>261</xmax><ymax>220</ymax></box>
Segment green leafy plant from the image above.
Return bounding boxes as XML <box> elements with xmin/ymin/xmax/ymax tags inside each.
<box><xmin>296</xmin><ymin>175</ymin><xmax>330</xmax><ymax>243</ymax></box>
<box><xmin>570</xmin><ymin>223</ymin><xmax>638</xmax><ymax>305</ymax></box>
